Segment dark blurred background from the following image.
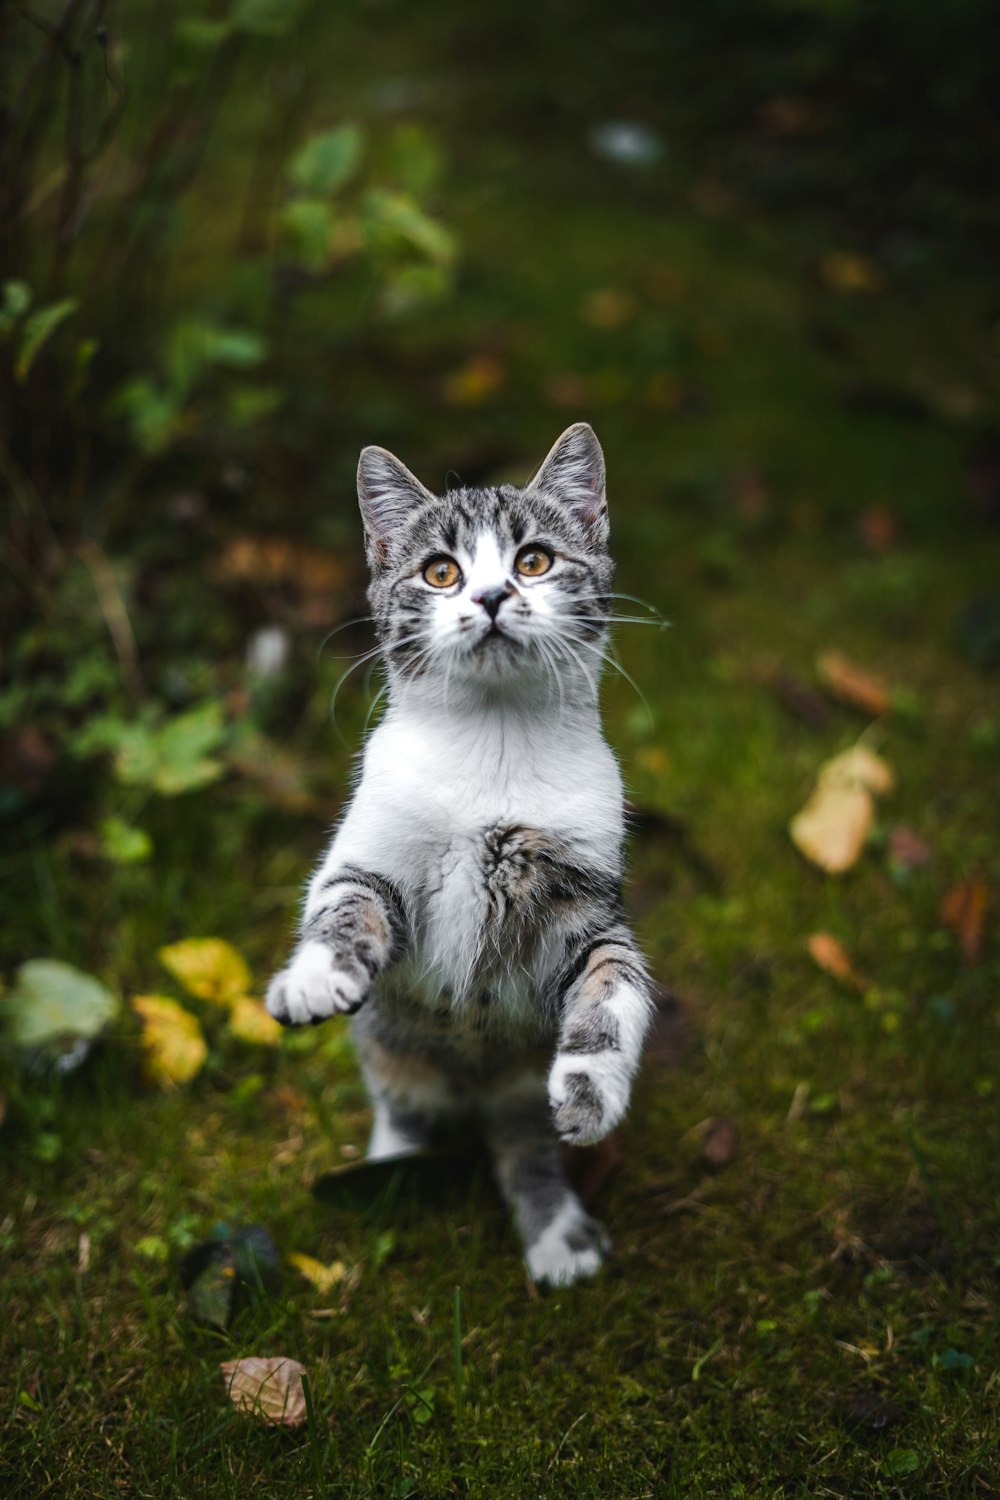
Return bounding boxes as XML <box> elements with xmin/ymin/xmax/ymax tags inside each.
<box><xmin>2</xmin><ymin>0</ymin><xmax>999</xmax><ymax>972</ymax></box>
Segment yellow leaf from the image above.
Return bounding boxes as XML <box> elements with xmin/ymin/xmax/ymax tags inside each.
<box><xmin>228</xmin><ymin>995</ymin><xmax>282</xmax><ymax>1047</ymax></box>
<box><xmin>443</xmin><ymin>354</ymin><xmax>505</xmax><ymax>406</ymax></box>
<box><xmin>131</xmin><ymin>995</ymin><xmax>207</xmax><ymax>1089</ymax></box>
<box><xmin>791</xmin><ymin>782</ymin><xmax>874</xmax><ymax>874</ymax></box>
<box><xmin>220</xmin><ymin>1356</ymin><xmax>307</xmax><ymax>1427</ymax></box>
<box><xmin>819</xmin><ymin>252</ymin><xmax>882</xmax><ymax>293</ymax></box>
<box><xmin>818</xmin><ymin>745</ymin><xmax>895</xmax><ymax>796</ymax></box>
<box><xmin>159</xmin><ymin>938</ymin><xmax>251</xmax><ymax>1006</ymax></box>
<box><xmin>289</xmin><ymin>1252</ymin><xmax>347</xmax><ymax>1294</ymax></box>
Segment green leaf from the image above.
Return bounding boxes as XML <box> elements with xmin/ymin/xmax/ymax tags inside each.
<box><xmin>186</xmin><ymin>1244</ymin><xmax>237</xmax><ymax>1328</ymax></box>
<box><xmin>99</xmin><ymin>816</ymin><xmax>152</xmax><ymax>865</ymax></box>
<box><xmin>279</xmin><ymin>199</ymin><xmax>334</xmax><ymax>271</ymax></box>
<box><xmin>112</xmin><ymin>377</ymin><xmax>181</xmax><ymax>455</ymax></box>
<box><xmin>16</xmin><ymin>299</ymin><xmax>78</xmax><ymax>381</ymax></box>
<box><xmin>166</xmin><ymin>321</ymin><xmax>266</xmax><ymax>397</ymax></box>
<box><xmin>363</xmin><ymin>191</ymin><xmax>455</xmax><ymax>265</ymax></box>
<box><xmin>0</xmin><ymin>278</ymin><xmax>31</xmax><ymax>335</ymax></box>
<box><xmin>884</xmin><ymin>1449</ymin><xmax>920</xmax><ymax>1478</ymax></box>
<box><xmin>4</xmin><ymin>960</ymin><xmax>119</xmax><ymax>1048</ymax></box>
<box><xmin>386</xmin><ymin>124</ymin><xmax>443</xmax><ymax>196</ymax></box>
<box><xmin>113</xmin><ymin>702</ymin><xmax>227</xmax><ymax>796</ymax></box>
<box><xmin>288</xmin><ymin>124</ymin><xmax>363</xmax><ymax>196</ymax></box>
<box><xmin>229</xmin><ymin>0</ymin><xmax>308</xmax><ymax>37</ymax></box>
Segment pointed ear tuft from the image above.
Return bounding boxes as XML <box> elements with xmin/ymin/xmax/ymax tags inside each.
<box><xmin>357</xmin><ymin>446</ymin><xmax>436</xmax><ymax>565</ymax></box>
<box><xmin>526</xmin><ymin>422</ymin><xmax>608</xmax><ymax>544</ymax></box>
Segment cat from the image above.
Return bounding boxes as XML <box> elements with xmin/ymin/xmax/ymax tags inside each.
<box><xmin>266</xmin><ymin>422</ymin><xmax>653</xmax><ymax>1286</ymax></box>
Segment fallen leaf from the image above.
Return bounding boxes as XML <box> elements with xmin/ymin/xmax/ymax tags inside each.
<box><xmin>159</xmin><ymin>938</ymin><xmax>251</xmax><ymax>1006</ymax></box>
<box><xmin>4</xmin><ymin>960</ymin><xmax>119</xmax><ymax>1049</ymax></box>
<box><xmin>816</xmin><ymin>651</ymin><xmax>890</xmax><ymax>717</ymax></box>
<box><xmin>807</xmin><ymin>932</ymin><xmax>869</xmax><ymax>991</ymax></box>
<box><xmin>858</xmin><ymin>505</ymin><xmax>897</xmax><ymax>552</ymax></box>
<box><xmin>289</xmin><ymin>1252</ymin><xmax>347</xmax><ymax>1294</ymax></box>
<box><xmin>220</xmin><ymin>1357</ymin><xmax>308</xmax><ymax>1427</ymax></box>
<box><xmin>819</xmin><ymin>252</ymin><xmax>882</xmax><ymax>293</ymax></box>
<box><xmin>791</xmin><ymin>744</ymin><xmax>895</xmax><ymax>874</ymax></box>
<box><xmin>228</xmin><ymin>995</ymin><xmax>282</xmax><ymax>1046</ymax></box>
<box><xmin>581</xmin><ymin>288</ymin><xmax>636</xmax><ymax>329</ymax></box>
<box><xmin>940</xmin><ymin>877</ymin><xmax>990</xmax><ymax>964</ymax></box>
<box><xmin>214</xmin><ymin>536</ymin><xmax>350</xmax><ymax>604</ymax></box>
<box><xmin>702</xmin><ymin>1117</ymin><xmax>738</xmax><ymax>1170</ymax></box>
<box><xmin>131</xmin><ymin>996</ymin><xmax>207</xmax><ymax>1088</ymax></box>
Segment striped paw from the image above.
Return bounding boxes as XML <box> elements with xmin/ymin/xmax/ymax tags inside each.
<box><xmin>547</xmin><ymin>1051</ymin><xmax>630</xmax><ymax>1146</ymax></box>
<box><xmin>265</xmin><ymin>941</ymin><xmax>369</xmax><ymax>1026</ymax></box>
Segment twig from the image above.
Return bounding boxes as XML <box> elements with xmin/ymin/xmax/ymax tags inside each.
<box><xmin>76</xmin><ymin>537</ymin><xmax>143</xmax><ymax>703</ymax></box>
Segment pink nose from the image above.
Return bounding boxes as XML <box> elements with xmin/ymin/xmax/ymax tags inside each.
<box><xmin>471</xmin><ymin>585</ymin><xmax>511</xmax><ymax>621</ymax></box>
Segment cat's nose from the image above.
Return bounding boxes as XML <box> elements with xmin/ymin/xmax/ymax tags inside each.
<box><xmin>472</xmin><ymin>585</ymin><xmax>513</xmax><ymax>621</ymax></box>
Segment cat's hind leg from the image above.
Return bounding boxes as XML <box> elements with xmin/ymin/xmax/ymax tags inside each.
<box><xmin>482</xmin><ymin>1073</ymin><xmax>608</xmax><ymax>1287</ymax></box>
<box><xmin>353</xmin><ymin>1012</ymin><xmax>467</xmax><ymax>1161</ymax></box>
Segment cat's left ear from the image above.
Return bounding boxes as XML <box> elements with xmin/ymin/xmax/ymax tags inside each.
<box><xmin>527</xmin><ymin>422</ymin><xmax>608</xmax><ymax>545</ymax></box>
<box><xmin>357</xmin><ymin>446</ymin><xmax>436</xmax><ymax>566</ymax></box>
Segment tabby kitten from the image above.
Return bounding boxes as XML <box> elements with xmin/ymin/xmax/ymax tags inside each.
<box><xmin>266</xmin><ymin>423</ymin><xmax>653</xmax><ymax>1285</ymax></box>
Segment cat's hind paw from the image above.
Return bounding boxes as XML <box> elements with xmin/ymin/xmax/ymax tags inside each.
<box><xmin>524</xmin><ymin>1201</ymin><xmax>610</xmax><ymax>1287</ymax></box>
<box><xmin>266</xmin><ymin>941</ymin><xmax>369</xmax><ymax>1026</ymax></box>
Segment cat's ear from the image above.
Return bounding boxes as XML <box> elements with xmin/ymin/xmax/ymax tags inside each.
<box><xmin>527</xmin><ymin>422</ymin><xmax>608</xmax><ymax>544</ymax></box>
<box><xmin>357</xmin><ymin>446</ymin><xmax>436</xmax><ymax>565</ymax></box>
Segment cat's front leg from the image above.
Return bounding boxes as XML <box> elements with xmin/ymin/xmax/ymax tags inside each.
<box><xmin>266</xmin><ymin>867</ymin><xmax>408</xmax><ymax>1026</ymax></box>
<box><xmin>547</xmin><ymin>927</ymin><xmax>653</xmax><ymax>1146</ymax></box>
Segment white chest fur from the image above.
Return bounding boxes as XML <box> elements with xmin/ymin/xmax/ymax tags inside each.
<box><xmin>314</xmin><ymin>696</ymin><xmax>624</xmax><ymax>1000</ymax></box>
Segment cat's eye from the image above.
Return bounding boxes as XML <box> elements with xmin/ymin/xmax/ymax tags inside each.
<box><xmin>423</xmin><ymin>555</ymin><xmax>462</xmax><ymax>588</ymax></box>
<box><xmin>514</xmin><ymin>545</ymin><xmax>553</xmax><ymax>578</ymax></box>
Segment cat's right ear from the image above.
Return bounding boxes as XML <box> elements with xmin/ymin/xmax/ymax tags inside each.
<box><xmin>357</xmin><ymin>446</ymin><xmax>436</xmax><ymax>567</ymax></box>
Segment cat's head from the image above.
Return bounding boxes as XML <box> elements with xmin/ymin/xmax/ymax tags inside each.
<box><xmin>357</xmin><ymin>423</ymin><xmax>613</xmax><ymax>693</ymax></box>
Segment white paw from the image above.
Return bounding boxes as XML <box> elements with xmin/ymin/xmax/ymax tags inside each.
<box><xmin>547</xmin><ymin>1051</ymin><xmax>629</xmax><ymax>1147</ymax></box>
<box><xmin>524</xmin><ymin>1200</ymin><xmax>610</xmax><ymax>1287</ymax></box>
<box><xmin>265</xmin><ymin>941</ymin><xmax>369</xmax><ymax>1026</ymax></box>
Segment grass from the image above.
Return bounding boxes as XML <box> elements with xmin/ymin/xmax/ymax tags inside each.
<box><xmin>3</xmin><ymin>3</ymin><xmax>1000</xmax><ymax>1495</ymax></box>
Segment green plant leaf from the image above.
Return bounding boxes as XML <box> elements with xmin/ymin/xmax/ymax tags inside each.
<box><xmin>0</xmin><ymin>278</ymin><xmax>31</xmax><ymax>335</ymax></box>
<box><xmin>99</xmin><ymin>816</ymin><xmax>152</xmax><ymax>865</ymax></box>
<box><xmin>363</xmin><ymin>191</ymin><xmax>455</xmax><ymax>265</ymax></box>
<box><xmin>386</xmin><ymin>124</ymin><xmax>443</xmax><ymax>196</ymax></box>
<box><xmin>4</xmin><ymin>960</ymin><xmax>119</xmax><ymax>1048</ymax></box>
<box><xmin>16</xmin><ymin>299</ymin><xmax>78</xmax><ymax>381</ymax></box>
<box><xmin>288</xmin><ymin>124</ymin><xmax>363</xmax><ymax>196</ymax></box>
<box><xmin>113</xmin><ymin>702</ymin><xmax>227</xmax><ymax>796</ymax></box>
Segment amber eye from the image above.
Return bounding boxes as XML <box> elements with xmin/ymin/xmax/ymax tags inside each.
<box><xmin>423</xmin><ymin>555</ymin><xmax>462</xmax><ymax>588</ymax></box>
<box><xmin>514</xmin><ymin>545</ymin><xmax>553</xmax><ymax>578</ymax></box>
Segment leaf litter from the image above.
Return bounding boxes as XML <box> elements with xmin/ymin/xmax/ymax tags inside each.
<box><xmin>790</xmin><ymin>744</ymin><xmax>895</xmax><ymax>874</ymax></box>
<box><xmin>220</xmin><ymin>1356</ymin><xmax>308</xmax><ymax>1427</ymax></box>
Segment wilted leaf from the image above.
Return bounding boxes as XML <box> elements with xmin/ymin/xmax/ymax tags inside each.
<box><xmin>220</xmin><ymin>1357</ymin><xmax>308</xmax><ymax>1426</ymax></box>
<box><xmin>228</xmin><ymin>996</ymin><xmax>282</xmax><ymax>1046</ymax></box>
<box><xmin>807</xmin><ymin>932</ymin><xmax>869</xmax><ymax>991</ymax></box>
<box><xmin>4</xmin><ymin>960</ymin><xmax>119</xmax><ymax>1049</ymax></box>
<box><xmin>289</xmin><ymin>1252</ymin><xmax>347</xmax><ymax>1294</ymax></box>
<box><xmin>131</xmin><ymin>996</ymin><xmax>207</xmax><ymax>1088</ymax></box>
<box><xmin>940</xmin><ymin>877</ymin><xmax>989</xmax><ymax>964</ymax></box>
<box><xmin>791</xmin><ymin>745</ymin><xmax>895</xmax><ymax>874</ymax></box>
<box><xmin>288</xmin><ymin>124</ymin><xmax>363</xmax><ymax>196</ymax></box>
<box><xmin>159</xmin><ymin>938</ymin><xmax>251</xmax><ymax>1005</ymax></box>
<box><xmin>816</xmin><ymin>651</ymin><xmax>890</xmax><ymax>717</ymax></box>
<box><xmin>791</xmin><ymin>783</ymin><xmax>874</xmax><ymax>874</ymax></box>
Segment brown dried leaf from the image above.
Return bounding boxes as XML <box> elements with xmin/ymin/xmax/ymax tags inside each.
<box><xmin>215</xmin><ymin>537</ymin><xmax>349</xmax><ymax>599</ymax></box>
<box><xmin>940</xmin><ymin>877</ymin><xmax>990</xmax><ymax>964</ymax></box>
<box><xmin>807</xmin><ymin>932</ymin><xmax>868</xmax><ymax>991</ymax></box>
<box><xmin>220</xmin><ymin>1356</ymin><xmax>308</xmax><ymax>1427</ymax></box>
<box><xmin>816</xmin><ymin>650</ymin><xmax>890</xmax><ymax>717</ymax></box>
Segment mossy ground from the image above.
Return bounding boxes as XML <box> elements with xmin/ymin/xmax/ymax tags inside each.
<box><xmin>3</xmin><ymin>6</ymin><xmax>999</xmax><ymax>1496</ymax></box>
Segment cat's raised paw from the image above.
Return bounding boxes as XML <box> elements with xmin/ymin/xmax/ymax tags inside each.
<box><xmin>265</xmin><ymin>941</ymin><xmax>369</xmax><ymax>1026</ymax></box>
<box><xmin>548</xmin><ymin>1053</ymin><xmax>629</xmax><ymax>1146</ymax></box>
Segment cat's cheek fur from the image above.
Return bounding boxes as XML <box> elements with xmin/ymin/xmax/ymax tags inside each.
<box><xmin>265</xmin><ymin>941</ymin><xmax>369</xmax><ymax>1025</ymax></box>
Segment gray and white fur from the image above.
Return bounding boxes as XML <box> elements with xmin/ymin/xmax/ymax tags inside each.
<box><xmin>267</xmin><ymin>423</ymin><xmax>653</xmax><ymax>1285</ymax></box>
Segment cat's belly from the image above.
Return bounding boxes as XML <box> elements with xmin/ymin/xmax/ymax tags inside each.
<box><xmin>409</xmin><ymin>820</ymin><xmax>613</xmax><ymax>1002</ymax></box>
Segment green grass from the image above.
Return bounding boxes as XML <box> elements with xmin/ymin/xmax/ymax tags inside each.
<box><xmin>3</xmin><ymin>3</ymin><xmax>1000</xmax><ymax>1495</ymax></box>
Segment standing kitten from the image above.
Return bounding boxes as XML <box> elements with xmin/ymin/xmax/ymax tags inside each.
<box><xmin>266</xmin><ymin>423</ymin><xmax>653</xmax><ymax>1285</ymax></box>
